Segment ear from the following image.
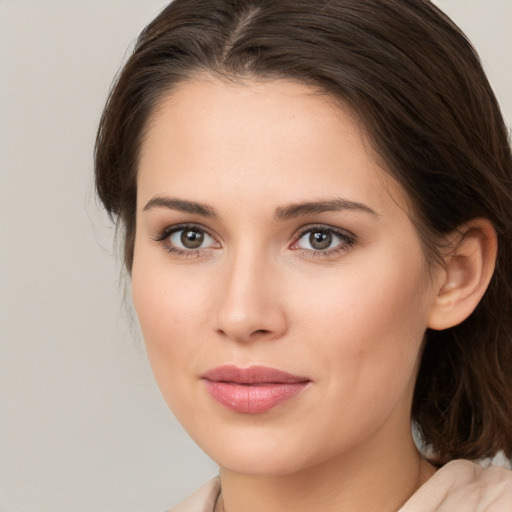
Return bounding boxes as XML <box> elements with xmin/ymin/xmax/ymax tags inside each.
<box><xmin>427</xmin><ymin>218</ymin><xmax>497</xmax><ymax>331</ymax></box>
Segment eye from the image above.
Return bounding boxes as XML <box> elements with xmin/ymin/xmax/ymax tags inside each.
<box><xmin>291</xmin><ymin>226</ymin><xmax>355</xmax><ymax>255</ymax></box>
<box><xmin>155</xmin><ymin>224</ymin><xmax>219</xmax><ymax>255</ymax></box>
<box><xmin>170</xmin><ymin>228</ymin><xmax>212</xmax><ymax>249</ymax></box>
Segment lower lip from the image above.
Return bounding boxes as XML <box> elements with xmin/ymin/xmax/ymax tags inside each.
<box><xmin>203</xmin><ymin>380</ymin><xmax>309</xmax><ymax>414</ymax></box>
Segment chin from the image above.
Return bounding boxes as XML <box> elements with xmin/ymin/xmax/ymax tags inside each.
<box><xmin>191</xmin><ymin>425</ymin><xmax>328</xmax><ymax>477</ymax></box>
<box><xmin>212</xmin><ymin>448</ymin><xmax>310</xmax><ymax>477</ymax></box>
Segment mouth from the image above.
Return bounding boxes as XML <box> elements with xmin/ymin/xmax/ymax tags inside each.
<box><xmin>201</xmin><ymin>365</ymin><xmax>311</xmax><ymax>414</ymax></box>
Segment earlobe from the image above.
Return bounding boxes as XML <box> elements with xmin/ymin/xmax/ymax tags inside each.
<box><xmin>427</xmin><ymin>219</ymin><xmax>497</xmax><ymax>331</ymax></box>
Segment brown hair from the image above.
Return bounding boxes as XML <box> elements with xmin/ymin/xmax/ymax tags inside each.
<box><xmin>95</xmin><ymin>0</ymin><xmax>512</xmax><ymax>464</ymax></box>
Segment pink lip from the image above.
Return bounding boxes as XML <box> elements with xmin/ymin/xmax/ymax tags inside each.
<box><xmin>201</xmin><ymin>365</ymin><xmax>311</xmax><ymax>414</ymax></box>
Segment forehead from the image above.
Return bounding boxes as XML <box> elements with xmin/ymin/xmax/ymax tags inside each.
<box><xmin>137</xmin><ymin>76</ymin><xmax>406</xmax><ymax>216</ymax></box>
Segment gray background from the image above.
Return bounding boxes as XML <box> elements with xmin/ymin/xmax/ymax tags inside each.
<box><xmin>1</xmin><ymin>1</ymin><xmax>511</xmax><ymax>511</ymax></box>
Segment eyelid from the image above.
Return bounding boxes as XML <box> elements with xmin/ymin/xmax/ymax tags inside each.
<box><xmin>152</xmin><ymin>222</ymin><xmax>355</xmax><ymax>257</ymax></box>
<box><xmin>289</xmin><ymin>224</ymin><xmax>356</xmax><ymax>254</ymax></box>
<box><xmin>153</xmin><ymin>223</ymin><xmax>221</xmax><ymax>255</ymax></box>
<box><xmin>291</xmin><ymin>224</ymin><xmax>356</xmax><ymax>242</ymax></box>
<box><xmin>153</xmin><ymin>222</ymin><xmax>209</xmax><ymax>241</ymax></box>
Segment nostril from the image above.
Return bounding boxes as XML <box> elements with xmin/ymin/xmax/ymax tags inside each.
<box><xmin>215</xmin><ymin>328</ymin><xmax>270</xmax><ymax>340</ymax></box>
<box><xmin>251</xmin><ymin>329</ymin><xmax>270</xmax><ymax>336</ymax></box>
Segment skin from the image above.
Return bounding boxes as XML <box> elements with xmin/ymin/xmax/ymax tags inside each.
<box><xmin>131</xmin><ymin>76</ymin><xmax>463</xmax><ymax>512</ymax></box>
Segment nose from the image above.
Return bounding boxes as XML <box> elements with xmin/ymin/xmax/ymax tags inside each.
<box><xmin>214</xmin><ymin>249</ymin><xmax>288</xmax><ymax>343</ymax></box>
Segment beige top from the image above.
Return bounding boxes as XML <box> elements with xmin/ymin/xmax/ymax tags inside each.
<box><xmin>168</xmin><ymin>459</ymin><xmax>509</xmax><ymax>512</ymax></box>
<box><xmin>169</xmin><ymin>478</ymin><xmax>220</xmax><ymax>512</ymax></box>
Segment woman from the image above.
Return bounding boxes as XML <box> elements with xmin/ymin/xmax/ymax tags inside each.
<box><xmin>95</xmin><ymin>0</ymin><xmax>512</xmax><ymax>510</ymax></box>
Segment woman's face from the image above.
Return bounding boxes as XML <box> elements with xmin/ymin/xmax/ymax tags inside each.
<box><xmin>132</xmin><ymin>77</ymin><xmax>442</xmax><ymax>475</ymax></box>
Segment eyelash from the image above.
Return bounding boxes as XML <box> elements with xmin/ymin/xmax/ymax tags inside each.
<box><xmin>153</xmin><ymin>223</ymin><xmax>218</xmax><ymax>257</ymax></box>
<box><xmin>153</xmin><ymin>223</ymin><xmax>356</xmax><ymax>258</ymax></box>
<box><xmin>291</xmin><ymin>225</ymin><xmax>356</xmax><ymax>258</ymax></box>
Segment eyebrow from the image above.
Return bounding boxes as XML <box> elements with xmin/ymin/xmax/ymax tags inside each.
<box><xmin>142</xmin><ymin>196</ymin><xmax>378</xmax><ymax>220</ymax></box>
<box><xmin>143</xmin><ymin>196</ymin><xmax>218</xmax><ymax>217</ymax></box>
<box><xmin>274</xmin><ymin>198</ymin><xmax>379</xmax><ymax>221</ymax></box>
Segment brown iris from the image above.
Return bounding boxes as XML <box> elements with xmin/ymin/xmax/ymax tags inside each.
<box><xmin>309</xmin><ymin>230</ymin><xmax>332</xmax><ymax>250</ymax></box>
<box><xmin>181</xmin><ymin>229</ymin><xmax>204</xmax><ymax>249</ymax></box>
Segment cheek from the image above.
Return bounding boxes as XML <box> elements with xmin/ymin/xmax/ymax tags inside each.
<box><xmin>286</xmin><ymin>266</ymin><xmax>429</xmax><ymax>455</ymax></box>
<box><xmin>298</xmin><ymin>259</ymin><xmax>427</xmax><ymax>336</ymax></box>
<box><xmin>132</xmin><ymin>238</ymin><xmax>213</xmax><ymax>334</ymax></box>
<box><xmin>295</xmin><ymin>252</ymin><xmax>430</xmax><ymax>395</ymax></box>
<box><xmin>131</xmin><ymin>252</ymin><xmax>213</xmax><ymax>402</ymax></box>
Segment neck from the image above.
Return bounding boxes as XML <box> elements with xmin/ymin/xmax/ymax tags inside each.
<box><xmin>218</xmin><ymin>430</ymin><xmax>436</xmax><ymax>512</ymax></box>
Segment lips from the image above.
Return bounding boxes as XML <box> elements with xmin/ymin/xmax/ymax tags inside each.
<box><xmin>201</xmin><ymin>365</ymin><xmax>311</xmax><ymax>414</ymax></box>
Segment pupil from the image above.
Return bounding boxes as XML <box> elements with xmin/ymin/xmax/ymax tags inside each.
<box><xmin>310</xmin><ymin>231</ymin><xmax>332</xmax><ymax>250</ymax></box>
<box><xmin>181</xmin><ymin>230</ymin><xmax>204</xmax><ymax>249</ymax></box>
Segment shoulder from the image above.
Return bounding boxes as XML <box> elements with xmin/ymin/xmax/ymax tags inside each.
<box><xmin>399</xmin><ymin>459</ymin><xmax>512</xmax><ymax>511</ymax></box>
<box><xmin>167</xmin><ymin>477</ymin><xmax>221</xmax><ymax>512</ymax></box>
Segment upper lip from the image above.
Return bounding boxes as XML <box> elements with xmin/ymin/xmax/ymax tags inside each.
<box><xmin>201</xmin><ymin>365</ymin><xmax>310</xmax><ymax>384</ymax></box>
